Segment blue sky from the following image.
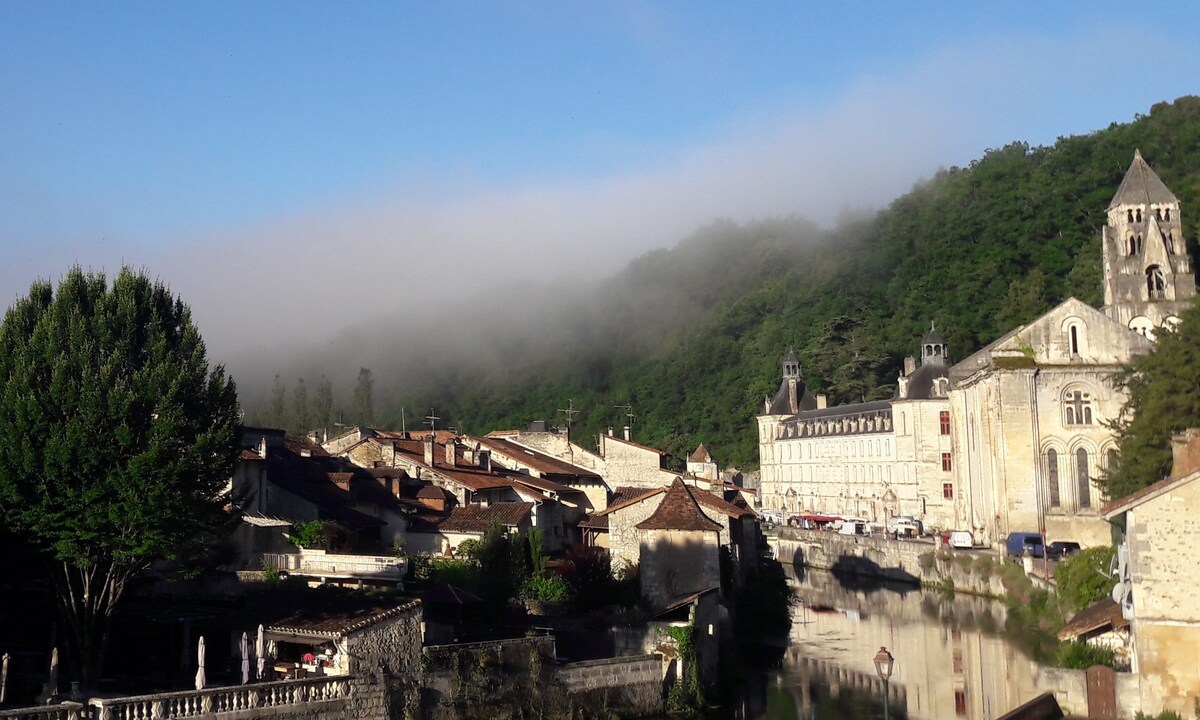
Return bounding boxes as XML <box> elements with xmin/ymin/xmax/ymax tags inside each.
<box><xmin>3</xmin><ymin>3</ymin><xmax>1200</xmax><ymax>365</ymax></box>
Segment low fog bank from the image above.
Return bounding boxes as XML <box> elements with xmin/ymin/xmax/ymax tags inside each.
<box><xmin>223</xmin><ymin>214</ymin><xmax>847</xmax><ymax>424</ymax></box>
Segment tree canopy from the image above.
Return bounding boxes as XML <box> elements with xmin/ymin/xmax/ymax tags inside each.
<box><xmin>0</xmin><ymin>267</ymin><xmax>241</xmax><ymax>686</ymax></box>
<box><xmin>1103</xmin><ymin>297</ymin><xmax>1200</xmax><ymax>500</ymax></box>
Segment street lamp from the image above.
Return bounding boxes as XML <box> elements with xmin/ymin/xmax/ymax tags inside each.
<box><xmin>873</xmin><ymin>646</ymin><xmax>895</xmax><ymax>720</ymax></box>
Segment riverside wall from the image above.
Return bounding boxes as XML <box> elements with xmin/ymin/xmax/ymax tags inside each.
<box><xmin>772</xmin><ymin>528</ymin><xmax>1007</xmax><ymax>596</ymax></box>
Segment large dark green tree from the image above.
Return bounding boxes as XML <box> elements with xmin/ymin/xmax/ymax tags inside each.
<box><xmin>1103</xmin><ymin>297</ymin><xmax>1200</xmax><ymax>500</ymax></box>
<box><xmin>0</xmin><ymin>268</ymin><xmax>241</xmax><ymax>687</ymax></box>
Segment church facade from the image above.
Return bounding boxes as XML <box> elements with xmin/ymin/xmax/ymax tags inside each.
<box><xmin>758</xmin><ymin>151</ymin><xmax>1196</xmax><ymax>547</ymax></box>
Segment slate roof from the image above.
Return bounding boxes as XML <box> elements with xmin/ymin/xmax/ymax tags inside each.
<box><xmin>766</xmin><ymin>378</ymin><xmax>819</xmax><ymax>416</ymax></box>
<box><xmin>439</xmin><ymin>503</ymin><xmax>534</xmax><ymax>534</ymax></box>
<box><xmin>896</xmin><ymin>362</ymin><xmax>950</xmax><ymax>401</ymax></box>
<box><xmin>1109</xmin><ymin>149</ymin><xmax>1179</xmax><ymax>209</ymax></box>
<box><xmin>636</xmin><ymin>478</ymin><xmax>722</xmax><ymax>532</ymax></box>
<box><xmin>922</xmin><ymin>323</ymin><xmax>946</xmax><ymax>345</ymax></box>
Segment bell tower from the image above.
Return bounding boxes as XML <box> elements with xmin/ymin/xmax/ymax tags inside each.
<box><xmin>1102</xmin><ymin>150</ymin><xmax>1196</xmax><ymax>337</ymax></box>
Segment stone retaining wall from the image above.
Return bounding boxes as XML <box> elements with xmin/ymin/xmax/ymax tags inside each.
<box><xmin>773</xmin><ymin>528</ymin><xmax>1006</xmax><ymax>596</ymax></box>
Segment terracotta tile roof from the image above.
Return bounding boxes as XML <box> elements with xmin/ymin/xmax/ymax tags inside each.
<box><xmin>439</xmin><ymin>503</ymin><xmax>534</xmax><ymax>534</ymax></box>
<box><xmin>636</xmin><ymin>478</ymin><xmax>722</xmax><ymax>532</ymax></box>
<box><xmin>268</xmin><ymin>599</ymin><xmax>422</xmax><ymax>639</ymax></box>
<box><xmin>241</xmin><ymin>449</ymin><xmax>265</xmax><ymax>461</ymax></box>
<box><xmin>688</xmin><ymin>444</ymin><xmax>712</xmax><ymax>463</ymax></box>
<box><xmin>417</xmin><ymin>485</ymin><xmax>446</xmax><ymax>500</ymax></box>
<box><xmin>471</xmin><ymin>436</ymin><xmax>602</xmax><ymax>481</ymax></box>
<box><xmin>1058</xmin><ymin>598</ymin><xmax>1129</xmax><ymax>641</ymax></box>
<box><xmin>691</xmin><ymin>488</ymin><xmax>754</xmax><ymax>519</ymax></box>
<box><xmin>596</xmin><ymin>488</ymin><xmax>666</xmax><ymax>518</ymax></box>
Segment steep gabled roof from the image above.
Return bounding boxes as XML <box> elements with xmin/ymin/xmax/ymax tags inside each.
<box><xmin>636</xmin><ymin>478</ymin><xmax>722</xmax><ymax>532</ymax></box>
<box><xmin>1101</xmin><ymin>467</ymin><xmax>1200</xmax><ymax>519</ymax></box>
<box><xmin>688</xmin><ymin>444</ymin><xmax>713</xmax><ymax>463</ymax></box>
<box><xmin>1109</xmin><ymin>149</ymin><xmax>1179</xmax><ymax>209</ymax></box>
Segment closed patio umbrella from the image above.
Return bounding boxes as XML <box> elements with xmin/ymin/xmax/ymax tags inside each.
<box><xmin>255</xmin><ymin>624</ymin><xmax>266</xmax><ymax>681</ymax></box>
<box><xmin>240</xmin><ymin>632</ymin><xmax>249</xmax><ymax>685</ymax></box>
<box><xmin>195</xmin><ymin>637</ymin><xmax>206</xmax><ymax>691</ymax></box>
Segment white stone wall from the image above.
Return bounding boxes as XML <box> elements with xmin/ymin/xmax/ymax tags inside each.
<box><xmin>608</xmin><ymin>496</ymin><xmax>662</xmax><ymax>568</ymax></box>
<box><xmin>599</xmin><ymin>435</ymin><xmax>677</xmax><ymax>489</ymax></box>
<box><xmin>1125</xmin><ymin>475</ymin><xmax>1200</xmax><ymax>715</ymax></box>
<box><xmin>758</xmin><ymin>426</ymin><xmax>897</xmax><ymax>521</ymax></box>
<box><xmin>893</xmin><ymin>398</ymin><xmax>954</xmax><ymax>530</ymax></box>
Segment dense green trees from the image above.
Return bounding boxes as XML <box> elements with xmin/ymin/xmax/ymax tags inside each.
<box><xmin>252</xmin><ymin>97</ymin><xmax>1200</xmax><ymax>470</ymax></box>
<box><xmin>0</xmin><ymin>268</ymin><xmax>241</xmax><ymax>687</ymax></box>
<box><xmin>1103</xmin><ymin>298</ymin><xmax>1200</xmax><ymax>499</ymax></box>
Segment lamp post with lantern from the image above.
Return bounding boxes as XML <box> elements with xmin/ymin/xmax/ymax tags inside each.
<box><xmin>873</xmin><ymin>646</ymin><xmax>895</xmax><ymax>720</ymax></box>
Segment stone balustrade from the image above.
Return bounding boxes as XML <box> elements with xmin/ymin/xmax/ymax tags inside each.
<box><xmin>0</xmin><ymin>676</ymin><xmax>353</xmax><ymax>720</ymax></box>
<box><xmin>262</xmin><ymin>549</ymin><xmax>404</xmax><ymax>580</ymax></box>
<box><xmin>0</xmin><ymin>703</ymin><xmax>88</xmax><ymax>720</ymax></box>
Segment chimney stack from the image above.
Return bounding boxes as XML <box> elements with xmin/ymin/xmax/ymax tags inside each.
<box><xmin>1170</xmin><ymin>428</ymin><xmax>1200</xmax><ymax>477</ymax></box>
<box><xmin>257</xmin><ymin>437</ymin><xmax>268</xmax><ymax>459</ymax></box>
<box><xmin>623</xmin><ymin>426</ymin><xmax>631</xmax><ymax>441</ymax></box>
<box><xmin>904</xmin><ymin>356</ymin><xmax>917</xmax><ymax>375</ymax></box>
<box><xmin>423</xmin><ymin>436</ymin><xmax>435</xmax><ymax>466</ymax></box>
<box><xmin>382</xmin><ymin>440</ymin><xmax>396</xmax><ymax>467</ymax></box>
<box><xmin>816</xmin><ymin>394</ymin><xmax>828</xmax><ymax>410</ymax></box>
<box><xmin>445</xmin><ymin>439</ymin><xmax>457</xmax><ymax>466</ymax></box>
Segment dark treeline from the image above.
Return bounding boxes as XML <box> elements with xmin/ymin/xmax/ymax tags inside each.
<box><xmin>246</xmin><ymin>96</ymin><xmax>1200</xmax><ymax>470</ymax></box>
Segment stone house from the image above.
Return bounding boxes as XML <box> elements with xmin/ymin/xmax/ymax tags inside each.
<box><xmin>598</xmin><ymin>431</ymin><xmax>679</xmax><ymax>489</ymax></box>
<box><xmin>331</xmin><ymin>430</ymin><xmax>582</xmax><ymax>551</ymax></box>
<box><xmin>231</xmin><ymin>428</ymin><xmax>416</xmax><ymax>564</ymax></box>
<box><xmin>1102</xmin><ymin>429</ymin><xmax>1200</xmax><ymax>716</ymax></box>
<box><xmin>405</xmin><ymin>502</ymin><xmax>535</xmax><ymax>556</ymax></box>
<box><xmin>636</xmin><ymin>478</ymin><xmax>723</xmax><ymax>611</ymax></box>
<box><xmin>468</xmin><ymin>434</ymin><xmax>608</xmax><ymax>514</ymax></box>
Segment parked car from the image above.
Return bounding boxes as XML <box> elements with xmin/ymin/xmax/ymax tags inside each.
<box><xmin>1046</xmin><ymin>541</ymin><xmax>1082</xmax><ymax>560</ymax></box>
<box><xmin>887</xmin><ymin>515</ymin><xmax>923</xmax><ymax>536</ymax></box>
<box><xmin>948</xmin><ymin>531</ymin><xmax>974</xmax><ymax>549</ymax></box>
<box><xmin>1005</xmin><ymin>532</ymin><xmax>1045</xmax><ymax>558</ymax></box>
<box><xmin>836</xmin><ymin>518</ymin><xmax>871</xmax><ymax>536</ymax></box>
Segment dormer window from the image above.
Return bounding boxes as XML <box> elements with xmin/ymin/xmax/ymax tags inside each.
<box><xmin>1064</xmin><ymin>390</ymin><xmax>1093</xmax><ymax>425</ymax></box>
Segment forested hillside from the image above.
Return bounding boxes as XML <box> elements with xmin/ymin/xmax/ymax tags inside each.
<box><xmin>252</xmin><ymin>97</ymin><xmax>1200</xmax><ymax>470</ymax></box>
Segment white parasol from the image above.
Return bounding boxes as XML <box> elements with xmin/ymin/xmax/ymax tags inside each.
<box><xmin>255</xmin><ymin>624</ymin><xmax>266</xmax><ymax>681</ymax></box>
<box><xmin>194</xmin><ymin>636</ymin><xmax>206</xmax><ymax>691</ymax></box>
<box><xmin>240</xmin><ymin>632</ymin><xmax>249</xmax><ymax>685</ymax></box>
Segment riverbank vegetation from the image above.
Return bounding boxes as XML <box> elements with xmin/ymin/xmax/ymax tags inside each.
<box><xmin>921</xmin><ymin>547</ymin><xmax>1120</xmax><ymax>669</ymax></box>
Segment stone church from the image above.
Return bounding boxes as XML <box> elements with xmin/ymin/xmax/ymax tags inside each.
<box><xmin>759</xmin><ymin>151</ymin><xmax>1196</xmax><ymax>547</ymax></box>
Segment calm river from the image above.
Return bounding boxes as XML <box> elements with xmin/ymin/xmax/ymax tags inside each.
<box><xmin>724</xmin><ymin>566</ymin><xmax>1048</xmax><ymax>720</ymax></box>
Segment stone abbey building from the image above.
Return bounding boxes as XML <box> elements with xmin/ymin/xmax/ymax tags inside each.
<box><xmin>759</xmin><ymin>151</ymin><xmax>1196</xmax><ymax>546</ymax></box>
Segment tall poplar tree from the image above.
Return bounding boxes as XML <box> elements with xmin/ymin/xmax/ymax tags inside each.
<box><xmin>0</xmin><ymin>268</ymin><xmax>241</xmax><ymax>687</ymax></box>
<box><xmin>313</xmin><ymin>375</ymin><xmax>334</xmax><ymax>435</ymax></box>
<box><xmin>292</xmin><ymin>377</ymin><xmax>310</xmax><ymax>432</ymax></box>
<box><xmin>354</xmin><ymin>367</ymin><xmax>375</xmax><ymax>427</ymax></box>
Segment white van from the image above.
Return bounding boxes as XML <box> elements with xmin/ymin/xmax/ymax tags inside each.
<box><xmin>837</xmin><ymin>518</ymin><xmax>870</xmax><ymax>536</ymax></box>
<box><xmin>948</xmin><ymin>531</ymin><xmax>974</xmax><ymax>549</ymax></box>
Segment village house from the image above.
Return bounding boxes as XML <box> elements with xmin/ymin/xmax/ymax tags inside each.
<box><xmin>231</xmin><ymin>428</ymin><xmax>417</xmax><ymax>573</ymax></box>
<box><xmin>1102</xmin><ymin>428</ymin><xmax>1200</xmax><ymax>716</ymax></box>
<box><xmin>324</xmin><ymin>427</ymin><xmax>585</xmax><ymax>552</ymax></box>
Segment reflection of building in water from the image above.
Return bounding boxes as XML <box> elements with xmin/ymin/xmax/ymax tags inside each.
<box><xmin>782</xmin><ymin>570</ymin><xmax>1045</xmax><ymax>720</ymax></box>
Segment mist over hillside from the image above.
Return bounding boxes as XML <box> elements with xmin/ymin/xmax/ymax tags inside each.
<box><xmin>240</xmin><ymin>97</ymin><xmax>1200</xmax><ymax>470</ymax></box>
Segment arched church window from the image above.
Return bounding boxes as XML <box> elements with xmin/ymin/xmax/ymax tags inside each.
<box><xmin>1064</xmin><ymin>390</ymin><xmax>1093</xmax><ymax>425</ymax></box>
<box><xmin>1136</xmin><ymin>234</ymin><xmax>1143</xmax><ymax>254</ymax></box>
<box><xmin>1069</xmin><ymin>325</ymin><xmax>1080</xmax><ymax>355</ymax></box>
<box><xmin>1127</xmin><ymin>209</ymin><xmax>1134</xmax><ymax>223</ymax></box>
<box><xmin>1147</xmin><ymin>266</ymin><xmax>1166</xmax><ymax>300</ymax></box>
<box><xmin>1136</xmin><ymin>208</ymin><xmax>1143</xmax><ymax>222</ymax></box>
<box><xmin>1165</xmin><ymin>207</ymin><xmax>1171</xmax><ymax>221</ymax></box>
<box><xmin>1127</xmin><ymin>234</ymin><xmax>1137</xmax><ymax>255</ymax></box>
<box><xmin>1156</xmin><ymin>207</ymin><xmax>1162</xmax><ymax>221</ymax></box>
<box><xmin>1076</xmin><ymin>448</ymin><xmax>1092</xmax><ymax>509</ymax></box>
<box><xmin>1046</xmin><ymin>449</ymin><xmax>1061</xmax><ymax>508</ymax></box>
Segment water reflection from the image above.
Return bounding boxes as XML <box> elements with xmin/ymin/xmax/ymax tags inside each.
<box><xmin>736</xmin><ymin>567</ymin><xmax>1047</xmax><ymax>720</ymax></box>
